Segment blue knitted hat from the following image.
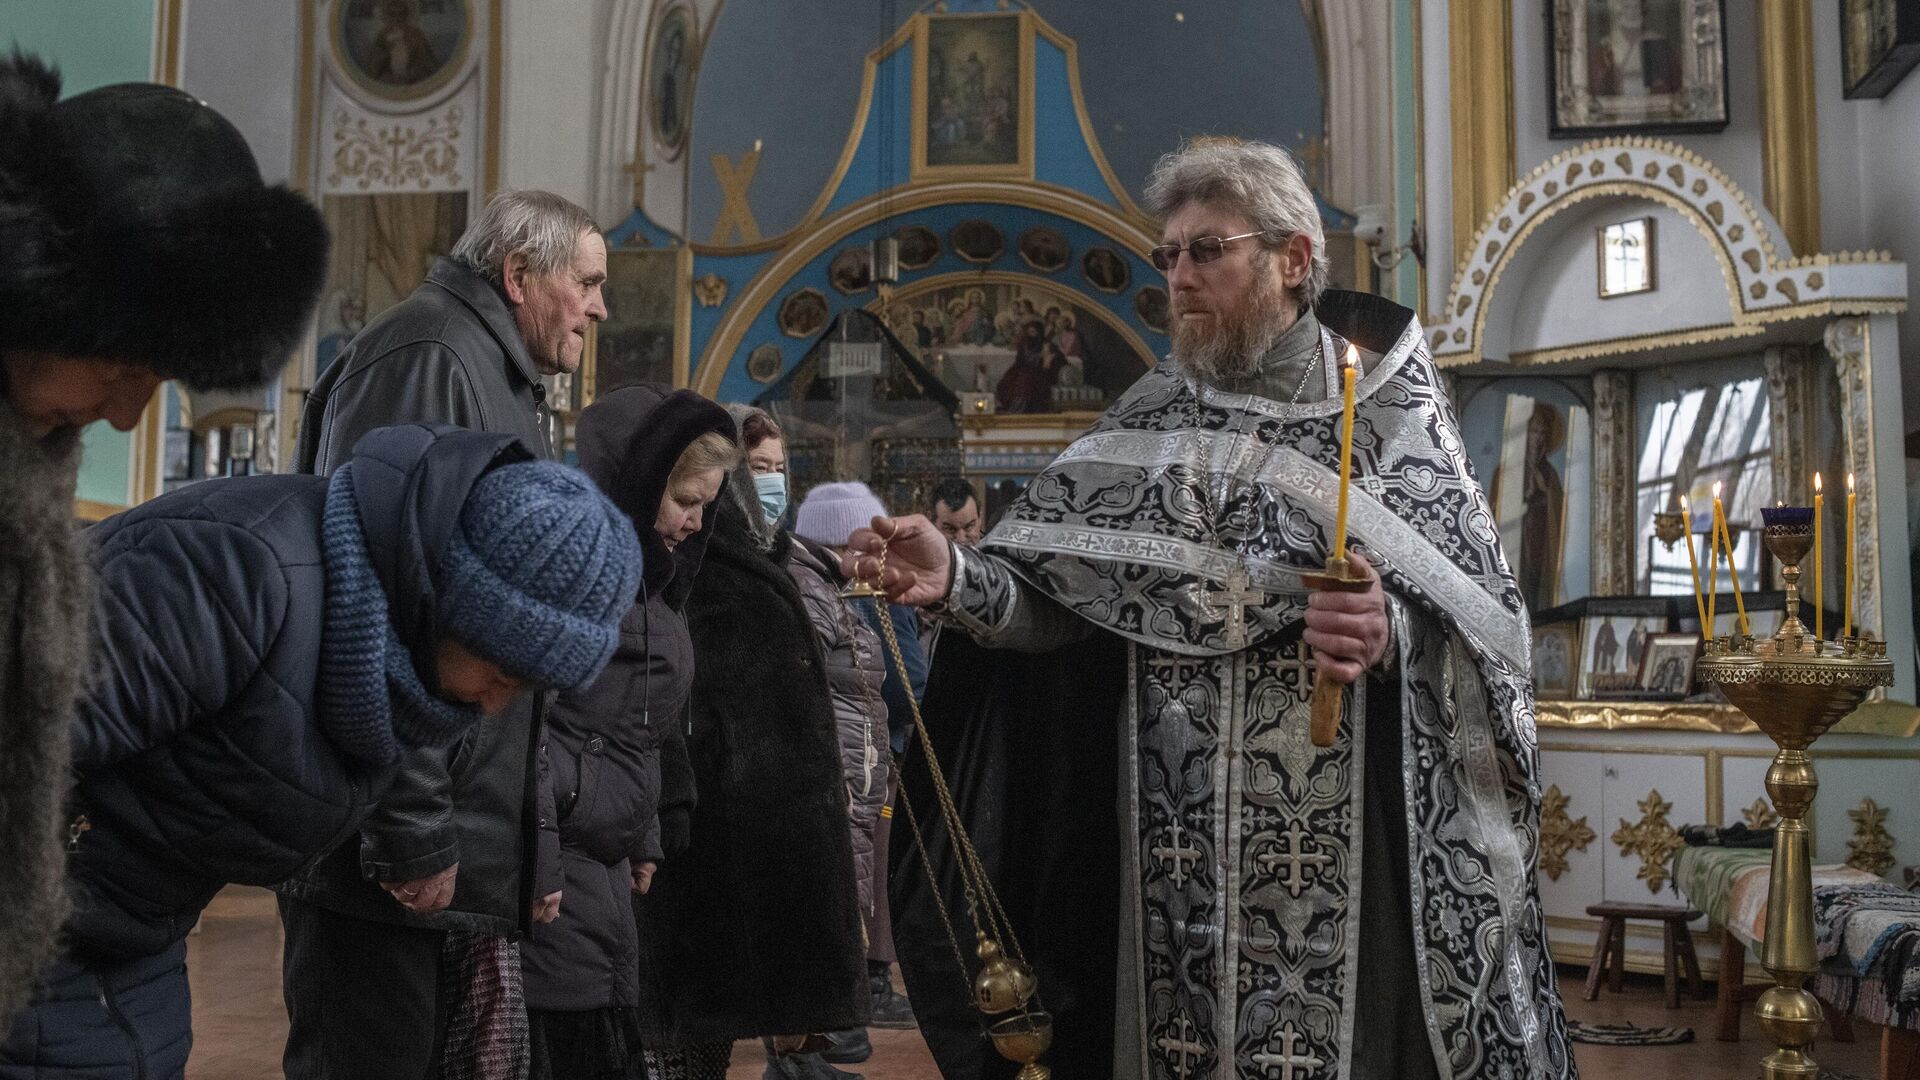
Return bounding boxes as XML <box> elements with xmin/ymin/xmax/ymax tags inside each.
<box><xmin>439</xmin><ymin>461</ymin><xmax>641</xmax><ymax>690</ymax></box>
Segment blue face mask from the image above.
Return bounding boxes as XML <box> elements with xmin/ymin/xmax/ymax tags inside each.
<box><xmin>754</xmin><ymin>471</ymin><xmax>788</xmax><ymax>524</ymax></box>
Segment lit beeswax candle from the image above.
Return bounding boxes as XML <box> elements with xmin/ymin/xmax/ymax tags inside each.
<box><xmin>1331</xmin><ymin>356</ymin><xmax>1358</xmax><ymax>561</ymax></box>
<box><xmin>1845</xmin><ymin>472</ymin><xmax>1856</xmax><ymax>639</ymax></box>
<box><xmin>1813</xmin><ymin>473</ymin><xmax>1823</xmax><ymax>641</ymax></box>
<box><xmin>1713</xmin><ymin>481</ymin><xmax>1750</xmax><ymax>637</ymax></box>
<box><xmin>1679</xmin><ymin>495</ymin><xmax>1707</xmax><ymax>632</ymax></box>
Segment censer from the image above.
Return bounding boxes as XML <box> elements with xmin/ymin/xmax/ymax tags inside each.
<box><xmin>842</xmin><ymin>548</ymin><xmax>1055</xmax><ymax>1080</ymax></box>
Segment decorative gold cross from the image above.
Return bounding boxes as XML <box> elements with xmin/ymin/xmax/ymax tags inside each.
<box><xmin>710</xmin><ymin>147</ymin><xmax>762</xmax><ymax>244</ymax></box>
<box><xmin>622</xmin><ymin>156</ymin><xmax>656</xmax><ymax>209</ymax></box>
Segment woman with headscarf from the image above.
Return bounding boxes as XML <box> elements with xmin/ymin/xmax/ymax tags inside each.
<box><xmin>633</xmin><ymin>406</ymin><xmax>869</xmax><ymax>1080</ymax></box>
<box><xmin>521</xmin><ymin>386</ymin><xmax>736</xmax><ymax>1080</ymax></box>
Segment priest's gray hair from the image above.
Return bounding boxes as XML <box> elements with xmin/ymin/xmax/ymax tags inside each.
<box><xmin>1143</xmin><ymin>139</ymin><xmax>1329</xmax><ymax>310</ymax></box>
<box><xmin>451</xmin><ymin>189</ymin><xmax>601</xmax><ymax>286</ymax></box>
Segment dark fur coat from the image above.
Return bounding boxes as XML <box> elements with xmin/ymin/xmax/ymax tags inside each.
<box><xmin>0</xmin><ymin>400</ymin><xmax>90</xmax><ymax>1022</ymax></box>
<box><xmin>631</xmin><ymin>495</ymin><xmax>867</xmax><ymax>1041</ymax></box>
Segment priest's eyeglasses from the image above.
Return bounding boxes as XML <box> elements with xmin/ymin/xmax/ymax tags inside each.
<box><xmin>1149</xmin><ymin>232</ymin><xmax>1262</xmax><ymax>271</ymax></box>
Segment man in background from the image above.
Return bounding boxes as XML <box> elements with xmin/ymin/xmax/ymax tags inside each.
<box><xmin>927</xmin><ymin>477</ymin><xmax>982</xmax><ymax>547</ymax></box>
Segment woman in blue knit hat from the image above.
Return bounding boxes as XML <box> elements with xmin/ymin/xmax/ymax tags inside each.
<box><xmin>0</xmin><ymin>423</ymin><xmax>640</xmax><ymax>1079</ymax></box>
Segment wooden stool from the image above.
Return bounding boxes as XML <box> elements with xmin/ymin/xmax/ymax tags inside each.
<box><xmin>1583</xmin><ymin>902</ymin><xmax>1705</xmax><ymax>1008</ymax></box>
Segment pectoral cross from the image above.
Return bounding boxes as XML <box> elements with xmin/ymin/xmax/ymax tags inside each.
<box><xmin>1149</xmin><ymin>818</ymin><xmax>1205</xmax><ymax>889</ymax></box>
<box><xmin>1155</xmin><ymin>1012</ymin><xmax>1206</xmax><ymax>1080</ymax></box>
<box><xmin>1251</xmin><ymin>1025</ymin><xmax>1325</xmax><ymax>1080</ymax></box>
<box><xmin>1203</xmin><ymin>565</ymin><xmax>1265</xmax><ymax>650</ymax></box>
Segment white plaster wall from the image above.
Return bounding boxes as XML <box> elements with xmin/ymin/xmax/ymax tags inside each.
<box><xmin>1485</xmin><ymin>197</ymin><xmax>1735</xmax><ymax>360</ymax></box>
<box><xmin>177</xmin><ymin>0</ymin><xmax>298</xmax><ymax>184</ymax></box>
<box><xmin>499</xmin><ymin>0</ymin><xmax>611</xmax><ymax>214</ymax></box>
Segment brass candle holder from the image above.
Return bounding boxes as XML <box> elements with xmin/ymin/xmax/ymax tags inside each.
<box><xmin>1696</xmin><ymin>506</ymin><xmax>1892</xmax><ymax>1080</ymax></box>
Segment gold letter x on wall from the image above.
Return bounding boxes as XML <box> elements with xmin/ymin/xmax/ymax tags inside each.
<box><xmin>710</xmin><ymin>147</ymin><xmax>762</xmax><ymax>245</ymax></box>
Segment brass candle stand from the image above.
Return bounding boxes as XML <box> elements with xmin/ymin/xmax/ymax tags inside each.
<box><xmin>841</xmin><ymin>547</ymin><xmax>1054</xmax><ymax>1079</ymax></box>
<box><xmin>1694</xmin><ymin>507</ymin><xmax>1892</xmax><ymax>1080</ymax></box>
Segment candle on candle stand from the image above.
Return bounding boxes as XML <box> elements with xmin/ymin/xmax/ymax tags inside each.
<box><xmin>1713</xmin><ymin>481</ymin><xmax>1751</xmax><ymax>637</ymax></box>
<box><xmin>1813</xmin><ymin>473</ymin><xmax>1824</xmax><ymax>641</ymax></box>
<box><xmin>1845</xmin><ymin>472</ymin><xmax>1856</xmax><ymax>639</ymax></box>
<box><xmin>1705</xmin><ymin>491</ymin><xmax>1720</xmax><ymax>637</ymax></box>
<box><xmin>1331</xmin><ymin>356</ymin><xmax>1358</xmax><ymax>560</ymax></box>
<box><xmin>1679</xmin><ymin>495</ymin><xmax>1708</xmax><ymax>632</ymax></box>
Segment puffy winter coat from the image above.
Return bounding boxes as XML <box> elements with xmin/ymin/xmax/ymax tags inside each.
<box><xmin>70</xmin><ymin>425</ymin><xmax>532</xmax><ymax>963</ymax></box>
<box><xmin>521</xmin><ymin>384</ymin><xmax>731</xmax><ymax>1012</ymax></box>
<box><xmin>786</xmin><ymin>539</ymin><xmax>891</xmax><ymax>921</ymax></box>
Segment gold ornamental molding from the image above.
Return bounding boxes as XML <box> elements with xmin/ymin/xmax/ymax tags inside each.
<box><xmin>1846</xmin><ymin>797</ymin><xmax>1895</xmax><ymax>876</ymax></box>
<box><xmin>1612</xmin><ymin>789</ymin><xmax>1686</xmax><ymax>893</ymax></box>
<box><xmin>326</xmin><ymin>107</ymin><xmax>465</xmax><ymax>191</ymax></box>
<box><xmin>1744</xmin><ymin>798</ymin><xmax>1780</xmax><ymax>830</ymax></box>
<box><xmin>1539</xmin><ymin>785</ymin><xmax>1597</xmax><ymax>882</ymax></box>
<box><xmin>1429</xmin><ymin>138</ymin><xmax>1904</xmax><ymax>368</ymax></box>
<box><xmin>1447</xmin><ymin>0</ymin><xmax>1514</xmax><ymax>281</ymax></box>
<box><xmin>1825</xmin><ymin>317</ymin><xmax>1885</xmax><ymax>647</ymax></box>
<box><xmin>1757</xmin><ymin>0</ymin><xmax>1821</xmax><ymax>256</ymax></box>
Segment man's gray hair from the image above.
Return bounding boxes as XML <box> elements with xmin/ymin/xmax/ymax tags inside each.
<box><xmin>451</xmin><ymin>189</ymin><xmax>601</xmax><ymax>285</ymax></box>
<box><xmin>1143</xmin><ymin>139</ymin><xmax>1330</xmax><ymax>311</ymax></box>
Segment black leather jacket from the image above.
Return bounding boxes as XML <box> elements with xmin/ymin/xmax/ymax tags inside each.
<box><xmin>281</xmin><ymin>258</ymin><xmax>554</xmax><ymax>936</ymax></box>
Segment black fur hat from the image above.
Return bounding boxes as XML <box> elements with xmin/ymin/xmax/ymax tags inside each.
<box><xmin>0</xmin><ymin>53</ymin><xmax>330</xmax><ymax>390</ymax></box>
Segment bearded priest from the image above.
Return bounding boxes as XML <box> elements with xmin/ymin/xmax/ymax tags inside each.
<box><xmin>851</xmin><ymin>139</ymin><xmax>1575</xmax><ymax>1080</ymax></box>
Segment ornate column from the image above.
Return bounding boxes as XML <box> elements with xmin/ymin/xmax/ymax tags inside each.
<box><xmin>1448</xmin><ymin>0</ymin><xmax>1513</xmax><ymax>276</ymax></box>
<box><xmin>1757</xmin><ymin>0</ymin><xmax>1822</xmax><ymax>255</ymax></box>
<box><xmin>1591</xmin><ymin>369</ymin><xmax>1636</xmax><ymax>596</ymax></box>
<box><xmin>1762</xmin><ymin>345</ymin><xmax>1816</xmax><ymax>504</ymax></box>
<box><xmin>1823</xmin><ymin>317</ymin><xmax>1881</xmax><ymax>640</ymax></box>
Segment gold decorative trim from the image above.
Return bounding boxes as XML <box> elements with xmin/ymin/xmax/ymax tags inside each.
<box><xmin>672</xmin><ymin>243</ymin><xmax>693</xmax><ymax>388</ymax></box>
<box><xmin>1744</xmin><ymin>798</ymin><xmax>1780</xmax><ymax>830</ymax></box>
<box><xmin>326</xmin><ymin>108</ymin><xmax>464</xmax><ymax>191</ymax></box>
<box><xmin>483</xmin><ymin>0</ymin><xmax>501</xmax><ymax>196</ymax></box>
<box><xmin>693</xmin><ymin>273</ymin><xmax>728</xmax><ymax>308</ymax></box>
<box><xmin>1757</xmin><ymin>0</ymin><xmax>1821</xmax><ymax>256</ymax></box>
<box><xmin>153</xmin><ymin>0</ymin><xmax>184</xmax><ymax>85</ymax></box>
<box><xmin>1589</xmin><ymin>370</ymin><xmax>1634</xmax><ymax>593</ymax></box>
<box><xmin>1539</xmin><ymin>784</ymin><xmax>1597</xmax><ymax>882</ymax></box>
<box><xmin>1447</xmin><ymin>0</ymin><xmax>1514</xmax><ymax>281</ymax></box>
<box><xmin>295</xmin><ymin>0</ymin><xmax>318</xmax><ymax>196</ymax></box>
<box><xmin>692</xmin><ymin>180</ymin><xmax>1159</xmax><ymax>395</ymax></box>
<box><xmin>73</xmin><ymin>499</ymin><xmax>127</xmax><ymax>523</ymax></box>
<box><xmin>1537</xmin><ymin>700</ymin><xmax>1758</xmax><ymax>733</ymax></box>
<box><xmin>1826</xmin><ymin>316</ymin><xmax>1884</xmax><ymax>647</ymax></box>
<box><xmin>1846</xmin><ymin>797</ymin><xmax>1895</xmax><ymax>876</ymax></box>
<box><xmin>1429</xmin><ymin>137</ymin><xmax>1905</xmax><ymax>367</ymax></box>
<box><xmin>1031</xmin><ymin>17</ymin><xmax>1153</xmax><ymax>230</ymax></box>
<box><xmin>1612</xmin><ymin>788</ymin><xmax>1686</xmax><ymax>893</ymax></box>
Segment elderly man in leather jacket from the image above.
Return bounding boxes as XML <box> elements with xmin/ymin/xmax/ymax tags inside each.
<box><xmin>281</xmin><ymin>188</ymin><xmax>607</xmax><ymax>1079</ymax></box>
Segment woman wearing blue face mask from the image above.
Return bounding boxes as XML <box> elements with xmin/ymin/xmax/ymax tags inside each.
<box><xmin>632</xmin><ymin>406</ymin><xmax>869</xmax><ymax>1080</ymax></box>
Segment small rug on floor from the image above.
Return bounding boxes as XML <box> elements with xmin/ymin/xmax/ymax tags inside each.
<box><xmin>1565</xmin><ymin>1019</ymin><xmax>1694</xmax><ymax>1046</ymax></box>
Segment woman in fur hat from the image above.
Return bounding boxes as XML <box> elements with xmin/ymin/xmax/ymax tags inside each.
<box><xmin>0</xmin><ymin>51</ymin><xmax>328</xmax><ymax>1032</ymax></box>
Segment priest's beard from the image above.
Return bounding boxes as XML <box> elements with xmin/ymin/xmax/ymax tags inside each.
<box><xmin>1172</xmin><ymin>265</ymin><xmax>1295</xmax><ymax>386</ymax></box>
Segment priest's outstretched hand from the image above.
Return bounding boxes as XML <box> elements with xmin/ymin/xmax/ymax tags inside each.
<box><xmin>844</xmin><ymin>514</ymin><xmax>952</xmax><ymax>606</ymax></box>
<box><xmin>1303</xmin><ymin>549</ymin><xmax>1390</xmax><ymax>683</ymax></box>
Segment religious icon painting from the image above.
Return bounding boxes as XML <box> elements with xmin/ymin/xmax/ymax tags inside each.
<box><xmin>1547</xmin><ymin>0</ymin><xmax>1728</xmax><ymax>137</ymax></box>
<box><xmin>1017</xmin><ymin>227</ymin><xmax>1070</xmax><ymax>273</ymax></box>
<box><xmin>1082</xmin><ymin>246</ymin><xmax>1131</xmax><ymax>293</ymax></box>
<box><xmin>648</xmin><ymin>3</ymin><xmax>698</xmax><ymax>160</ymax></box>
<box><xmin>1842</xmin><ymin>0</ymin><xmax>1920</xmax><ymax>98</ymax></box>
<box><xmin>746</xmin><ymin>342</ymin><xmax>785</xmax><ymax>384</ymax></box>
<box><xmin>1636</xmin><ymin>632</ymin><xmax>1700</xmax><ymax>699</ymax></box>
<box><xmin>597</xmin><ymin>247</ymin><xmax>691</xmax><ymax>393</ymax></box>
<box><xmin>1577</xmin><ymin>601</ymin><xmax>1668</xmax><ymax>698</ymax></box>
<box><xmin>894</xmin><ymin>225</ymin><xmax>941</xmax><ymax>270</ymax></box>
<box><xmin>828</xmin><ymin>247</ymin><xmax>874</xmax><ymax>295</ymax></box>
<box><xmin>1134</xmin><ymin>285</ymin><xmax>1170</xmax><ymax>334</ymax></box>
<box><xmin>330</xmin><ymin>0</ymin><xmax>473</xmax><ymax>104</ymax></box>
<box><xmin>778</xmin><ymin>288</ymin><xmax>831</xmax><ymax>339</ymax></box>
<box><xmin>915</xmin><ymin>12</ymin><xmax>1033</xmax><ymax>179</ymax></box>
<box><xmin>1532</xmin><ymin>621</ymin><xmax>1581</xmax><ymax>699</ymax></box>
<box><xmin>949</xmin><ymin>219</ymin><xmax>1005</xmax><ymax>264</ymax></box>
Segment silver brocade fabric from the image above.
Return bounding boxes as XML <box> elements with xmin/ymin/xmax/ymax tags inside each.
<box><xmin>969</xmin><ymin>304</ymin><xmax>1575</xmax><ymax>1080</ymax></box>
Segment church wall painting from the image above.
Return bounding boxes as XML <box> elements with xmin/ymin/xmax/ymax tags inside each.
<box><xmin>913</xmin><ymin>12</ymin><xmax>1034</xmax><ymax>178</ymax></box>
<box><xmin>1577</xmin><ymin>602</ymin><xmax>1667</xmax><ymax>697</ymax></box>
<box><xmin>1462</xmin><ymin>378</ymin><xmax>1593</xmax><ymax>613</ymax></box>
<box><xmin>876</xmin><ymin>274</ymin><xmax>1152</xmax><ymax>415</ymax></box>
<box><xmin>331</xmin><ymin>0</ymin><xmax>473</xmax><ymax>103</ymax></box>
<box><xmin>647</xmin><ymin>3</ymin><xmax>698</xmax><ymax>159</ymax></box>
<box><xmin>594</xmin><ymin>245</ymin><xmax>691</xmax><ymax>395</ymax></box>
<box><xmin>1548</xmin><ymin>0</ymin><xmax>1728</xmax><ymax>137</ymax></box>
<box><xmin>316</xmin><ymin>192</ymin><xmax>469</xmax><ymax>378</ymax></box>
